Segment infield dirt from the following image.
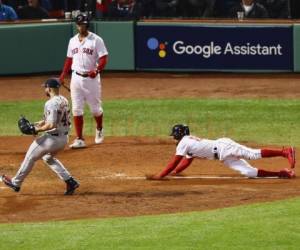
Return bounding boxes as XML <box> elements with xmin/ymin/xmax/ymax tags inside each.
<box><xmin>0</xmin><ymin>73</ymin><xmax>299</xmax><ymax>223</ymax></box>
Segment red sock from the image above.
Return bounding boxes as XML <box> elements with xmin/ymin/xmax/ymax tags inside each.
<box><xmin>73</xmin><ymin>116</ymin><xmax>83</xmax><ymax>139</ymax></box>
<box><xmin>257</xmin><ymin>169</ymin><xmax>279</xmax><ymax>177</ymax></box>
<box><xmin>94</xmin><ymin>114</ymin><xmax>103</xmax><ymax>130</ymax></box>
<box><xmin>261</xmin><ymin>149</ymin><xmax>284</xmax><ymax>158</ymax></box>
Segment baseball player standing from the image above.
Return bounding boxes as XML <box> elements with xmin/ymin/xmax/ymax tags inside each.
<box><xmin>147</xmin><ymin>124</ymin><xmax>296</xmax><ymax>180</ymax></box>
<box><xmin>59</xmin><ymin>13</ymin><xmax>108</xmax><ymax>149</ymax></box>
<box><xmin>1</xmin><ymin>78</ymin><xmax>79</xmax><ymax>195</ymax></box>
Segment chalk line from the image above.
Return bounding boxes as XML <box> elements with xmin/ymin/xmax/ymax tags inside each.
<box><xmin>93</xmin><ymin>174</ymin><xmax>277</xmax><ymax>180</ymax></box>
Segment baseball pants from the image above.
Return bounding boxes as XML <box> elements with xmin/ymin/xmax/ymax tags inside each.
<box><xmin>216</xmin><ymin>138</ymin><xmax>261</xmax><ymax>177</ymax></box>
<box><xmin>12</xmin><ymin>134</ymin><xmax>71</xmax><ymax>187</ymax></box>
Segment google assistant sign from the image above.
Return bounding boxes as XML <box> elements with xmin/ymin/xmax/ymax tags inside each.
<box><xmin>172</xmin><ymin>41</ymin><xmax>283</xmax><ymax>59</ymax></box>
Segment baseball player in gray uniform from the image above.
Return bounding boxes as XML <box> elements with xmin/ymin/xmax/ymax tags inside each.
<box><xmin>147</xmin><ymin>124</ymin><xmax>296</xmax><ymax>180</ymax></box>
<box><xmin>1</xmin><ymin>78</ymin><xmax>79</xmax><ymax>195</ymax></box>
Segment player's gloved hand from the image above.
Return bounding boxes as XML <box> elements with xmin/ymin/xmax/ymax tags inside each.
<box><xmin>145</xmin><ymin>174</ymin><xmax>166</xmax><ymax>181</ymax></box>
<box><xmin>88</xmin><ymin>70</ymin><xmax>99</xmax><ymax>79</ymax></box>
<box><xmin>170</xmin><ymin>172</ymin><xmax>180</xmax><ymax>176</ymax></box>
<box><xmin>18</xmin><ymin>116</ymin><xmax>38</xmax><ymax>135</ymax></box>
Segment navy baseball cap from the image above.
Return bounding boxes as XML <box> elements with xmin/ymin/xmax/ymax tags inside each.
<box><xmin>75</xmin><ymin>14</ymin><xmax>89</xmax><ymax>25</ymax></box>
<box><xmin>43</xmin><ymin>78</ymin><xmax>61</xmax><ymax>88</ymax></box>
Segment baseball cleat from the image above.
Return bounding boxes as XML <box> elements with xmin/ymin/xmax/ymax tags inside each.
<box><xmin>278</xmin><ymin>168</ymin><xmax>296</xmax><ymax>179</ymax></box>
<box><xmin>283</xmin><ymin>147</ymin><xmax>296</xmax><ymax>168</ymax></box>
<box><xmin>95</xmin><ymin>128</ymin><xmax>104</xmax><ymax>144</ymax></box>
<box><xmin>64</xmin><ymin>177</ymin><xmax>80</xmax><ymax>195</ymax></box>
<box><xmin>69</xmin><ymin>138</ymin><xmax>86</xmax><ymax>149</ymax></box>
<box><xmin>1</xmin><ymin>175</ymin><xmax>20</xmax><ymax>192</ymax></box>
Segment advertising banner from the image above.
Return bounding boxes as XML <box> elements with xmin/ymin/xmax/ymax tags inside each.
<box><xmin>135</xmin><ymin>24</ymin><xmax>293</xmax><ymax>71</ymax></box>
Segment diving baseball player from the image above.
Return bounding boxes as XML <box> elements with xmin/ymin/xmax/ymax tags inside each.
<box><xmin>1</xmin><ymin>78</ymin><xmax>79</xmax><ymax>195</ymax></box>
<box><xmin>60</xmin><ymin>13</ymin><xmax>108</xmax><ymax>149</ymax></box>
<box><xmin>147</xmin><ymin>124</ymin><xmax>296</xmax><ymax>180</ymax></box>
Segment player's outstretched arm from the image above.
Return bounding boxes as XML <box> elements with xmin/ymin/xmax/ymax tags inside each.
<box><xmin>172</xmin><ymin>158</ymin><xmax>194</xmax><ymax>175</ymax></box>
<box><xmin>146</xmin><ymin>155</ymin><xmax>183</xmax><ymax>180</ymax></box>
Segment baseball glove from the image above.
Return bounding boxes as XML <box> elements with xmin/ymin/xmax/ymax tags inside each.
<box><xmin>18</xmin><ymin>116</ymin><xmax>37</xmax><ymax>135</ymax></box>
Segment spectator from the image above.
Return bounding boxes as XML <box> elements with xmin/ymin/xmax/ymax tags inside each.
<box><xmin>107</xmin><ymin>0</ymin><xmax>143</xmax><ymax>19</ymax></box>
<box><xmin>48</xmin><ymin>0</ymin><xmax>65</xmax><ymax>18</ymax></box>
<box><xmin>80</xmin><ymin>0</ymin><xmax>98</xmax><ymax>17</ymax></box>
<box><xmin>290</xmin><ymin>0</ymin><xmax>300</xmax><ymax>19</ymax></box>
<box><xmin>64</xmin><ymin>0</ymin><xmax>95</xmax><ymax>18</ymax></box>
<box><xmin>17</xmin><ymin>0</ymin><xmax>49</xmax><ymax>19</ymax></box>
<box><xmin>139</xmin><ymin>0</ymin><xmax>157</xmax><ymax>18</ymax></box>
<box><xmin>65</xmin><ymin>0</ymin><xmax>81</xmax><ymax>12</ymax></box>
<box><xmin>214</xmin><ymin>0</ymin><xmax>239</xmax><ymax>18</ymax></box>
<box><xmin>0</xmin><ymin>0</ymin><xmax>18</xmax><ymax>20</ymax></box>
<box><xmin>4</xmin><ymin>0</ymin><xmax>51</xmax><ymax>11</ymax></box>
<box><xmin>228</xmin><ymin>0</ymin><xmax>269</xmax><ymax>18</ymax></box>
<box><xmin>40</xmin><ymin>0</ymin><xmax>52</xmax><ymax>11</ymax></box>
<box><xmin>153</xmin><ymin>0</ymin><xmax>179</xmax><ymax>17</ymax></box>
<box><xmin>80</xmin><ymin>0</ymin><xmax>93</xmax><ymax>12</ymax></box>
<box><xmin>257</xmin><ymin>0</ymin><xmax>290</xmax><ymax>18</ymax></box>
<box><xmin>3</xmin><ymin>0</ymin><xmax>26</xmax><ymax>11</ymax></box>
<box><xmin>178</xmin><ymin>0</ymin><xmax>216</xmax><ymax>18</ymax></box>
<box><xmin>96</xmin><ymin>0</ymin><xmax>112</xmax><ymax>18</ymax></box>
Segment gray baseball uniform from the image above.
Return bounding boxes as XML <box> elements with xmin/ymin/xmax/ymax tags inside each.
<box><xmin>12</xmin><ymin>95</ymin><xmax>72</xmax><ymax>187</ymax></box>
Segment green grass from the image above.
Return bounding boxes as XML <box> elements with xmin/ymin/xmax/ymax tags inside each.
<box><xmin>0</xmin><ymin>98</ymin><xmax>299</xmax><ymax>249</ymax></box>
<box><xmin>0</xmin><ymin>99</ymin><xmax>299</xmax><ymax>145</ymax></box>
<box><xmin>0</xmin><ymin>197</ymin><xmax>300</xmax><ymax>249</ymax></box>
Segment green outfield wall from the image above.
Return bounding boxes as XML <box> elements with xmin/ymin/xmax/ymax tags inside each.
<box><xmin>94</xmin><ymin>21</ymin><xmax>135</xmax><ymax>70</ymax></box>
<box><xmin>0</xmin><ymin>21</ymin><xmax>135</xmax><ymax>75</ymax></box>
<box><xmin>0</xmin><ymin>23</ymin><xmax>72</xmax><ymax>75</ymax></box>
<box><xmin>293</xmin><ymin>24</ymin><xmax>300</xmax><ymax>72</ymax></box>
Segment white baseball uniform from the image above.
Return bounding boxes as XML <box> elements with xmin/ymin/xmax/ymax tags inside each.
<box><xmin>12</xmin><ymin>95</ymin><xmax>72</xmax><ymax>187</ymax></box>
<box><xmin>67</xmin><ymin>31</ymin><xmax>108</xmax><ymax>116</ymax></box>
<box><xmin>176</xmin><ymin>135</ymin><xmax>262</xmax><ymax>177</ymax></box>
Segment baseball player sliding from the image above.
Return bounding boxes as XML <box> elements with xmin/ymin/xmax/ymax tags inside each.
<box><xmin>1</xmin><ymin>78</ymin><xmax>79</xmax><ymax>195</ymax></box>
<box><xmin>60</xmin><ymin>13</ymin><xmax>108</xmax><ymax>149</ymax></box>
<box><xmin>147</xmin><ymin>124</ymin><xmax>296</xmax><ymax>180</ymax></box>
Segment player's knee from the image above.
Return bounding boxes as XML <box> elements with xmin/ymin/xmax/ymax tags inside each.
<box><xmin>243</xmin><ymin>149</ymin><xmax>261</xmax><ymax>160</ymax></box>
<box><xmin>92</xmin><ymin>107</ymin><xmax>103</xmax><ymax>117</ymax></box>
<box><xmin>72</xmin><ymin>109</ymin><xmax>84</xmax><ymax>116</ymax></box>
<box><xmin>42</xmin><ymin>155</ymin><xmax>54</xmax><ymax>164</ymax></box>
<box><xmin>242</xmin><ymin>168</ymin><xmax>258</xmax><ymax>178</ymax></box>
